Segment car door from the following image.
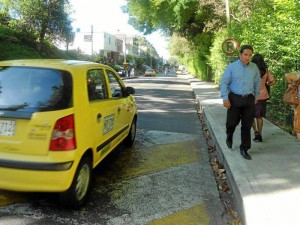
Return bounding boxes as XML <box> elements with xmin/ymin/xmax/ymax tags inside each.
<box><xmin>87</xmin><ymin>68</ymin><xmax>118</xmax><ymax>163</ymax></box>
<box><xmin>105</xmin><ymin>69</ymin><xmax>133</xmax><ymax>145</ymax></box>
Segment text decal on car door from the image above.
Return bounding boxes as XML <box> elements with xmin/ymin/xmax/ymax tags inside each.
<box><xmin>103</xmin><ymin>114</ymin><xmax>115</xmax><ymax>134</ymax></box>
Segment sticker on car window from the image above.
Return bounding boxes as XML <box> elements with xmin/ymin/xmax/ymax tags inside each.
<box><xmin>103</xmin><ymin>114</ymin><xmax>114</xmax><ymax>134</ymax></box>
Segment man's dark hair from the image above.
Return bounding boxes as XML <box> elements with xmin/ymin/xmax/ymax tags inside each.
<box><xmin>239</xmin><ymin>45</ymin><xmax>253</xmax><ymax>53</ymax></box>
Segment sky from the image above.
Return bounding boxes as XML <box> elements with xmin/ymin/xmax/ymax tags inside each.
<box><xmin>69</xmin><ymin>0</ymin><xmax>170</xmax><ymax>59</ymax></box>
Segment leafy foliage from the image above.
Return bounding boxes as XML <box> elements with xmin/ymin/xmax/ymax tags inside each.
<box><xmin>228</xmin><ymin>0</ymin><xmax>300</xmax><ymax>131</ymax></box>
<box><xmin>124</xmin><ymin>0</ymin><xmax>226</xmax><ymax>38</ymax></box>
<box><xmin>1</xmin><ymin>0</ymin><xmax>73</xmax><ymax>52</ymax></box>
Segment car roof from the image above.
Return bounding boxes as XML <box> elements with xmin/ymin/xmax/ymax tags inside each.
<box><xmin>0</xmin><ymin>59</ymin><xmax>109</xmax><ymax>70</ymax></box>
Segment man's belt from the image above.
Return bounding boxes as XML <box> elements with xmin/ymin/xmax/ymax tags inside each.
<box><xmin>230</xmin><ymin>92</ymin><xmax>253</xmax><ymax>98</ymax></box>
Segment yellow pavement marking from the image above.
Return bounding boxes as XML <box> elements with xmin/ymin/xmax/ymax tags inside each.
<box><xmin>148</xmin><ymin>204</ymin><xmax>210</xmax><ymax>225</ymax></box>
<box><xmin>0</xmin><ymin>191</ymin><xmax>26</xmax><ymax>207</ymax></box>
<box><xmin>126</xmin><ymin>139</ymin><xmax>201</xmax><ymax>176</ymax></box>
<box><xmin>95</xmin><ymin>139</ymin><xmax>201</xmax><ymax>184</ymax></box>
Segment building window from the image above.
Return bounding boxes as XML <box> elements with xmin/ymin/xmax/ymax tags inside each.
<box><xmin>84</xmin><ymin>35</ymin><xmax>92</xmax><ymax>42</ymax></box>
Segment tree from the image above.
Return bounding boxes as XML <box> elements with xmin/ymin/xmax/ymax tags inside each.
<box><xmin>208</xmin><ymin>0</ymin><xmax>300</xmax><ymax>131</ymax></box>
<box><xmin>238</xmin><ymin>0</ymin><xmax>300</xmax><ymax>129</ymax></box>
<box><xmin>169</xmin><ymin>33</ymin><xmax>190</xmax><ymax>59</ymax></box>
<box><xmin>123</xmin><ymin>0</ymin><xmax>227</xmax><ymax>79</ymax></box>
<box><xmin>1</xmin><ymin>0</ymin><xmax>73</xmax><ymax>52</ymax></box>
<box><xmin>124</xmin><ymin>0</ymin><xmax>225</xmax><ymax>40</ymax></box>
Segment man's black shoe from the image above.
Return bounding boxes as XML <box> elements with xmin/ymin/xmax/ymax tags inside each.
<box><xmin>226</xmin><ymin>139</ymin><xmax>232</xmax><ymax>149</ymax></box>
<box><xmin>226</xmin><ymin>135</ymin><xmax>232</xmax><ymax>149</ymax></box>
<box><xmin>240</xmin><ymin>148</ymin><xmax>251</xmax><ymax>160</ymax></box>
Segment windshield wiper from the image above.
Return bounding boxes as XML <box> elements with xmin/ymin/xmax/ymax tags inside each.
<box><xmin>0</xmin><ymin>103</ymin><xmax>28</xmax><ymax>111</ymax></box>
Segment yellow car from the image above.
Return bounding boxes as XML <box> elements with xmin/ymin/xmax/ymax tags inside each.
<box><xmin>145</xmin><ymin>68</ymin><xmax>156</xmax><ymax>76</ymax></box>
<box><xmin>0</xmin><ymin>59</ymin><xmax>137</xmax><ymax>208</ymax></box>
<box><xmin>176</xmin><ymin>69</ymin><xmax>182</xmax><ymax>74</ymax></box>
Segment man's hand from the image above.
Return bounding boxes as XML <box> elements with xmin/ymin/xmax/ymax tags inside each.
<box><xmin>223</xmin><ymin>99</ymin><xmax>231</xmax><ymax>109</ymax></box>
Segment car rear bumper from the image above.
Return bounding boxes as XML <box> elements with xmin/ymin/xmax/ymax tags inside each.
<box><xmin>0</xmin><ymin>161</ymin><xmax>76</xmax><ymax>192</ymax></box>
<box><xmin>0</xmin><ymin>159</ymin><xmax>73</xmax><ymax>171</ymax></box>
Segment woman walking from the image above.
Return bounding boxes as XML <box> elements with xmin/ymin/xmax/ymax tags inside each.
<box><xmin>251</xmin><ymin>54</ymin><xmax>276</xmax><ymax>142</ymax></box>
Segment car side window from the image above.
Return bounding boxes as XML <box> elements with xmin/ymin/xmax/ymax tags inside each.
<box><xmin>87</xmin><ymin>69</ymin><xmax>108</xmax><ymax>101</ymax></box>
<box><xmin>106</xmin><ymin>70</ymin><xmax>124</xmax><ymax>98</ymax></box>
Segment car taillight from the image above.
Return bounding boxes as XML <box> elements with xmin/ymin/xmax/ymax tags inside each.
<box><xmin>50</xmin><ymin>115</ymin><xmax>76</xmax><ymax>151</ymax></box>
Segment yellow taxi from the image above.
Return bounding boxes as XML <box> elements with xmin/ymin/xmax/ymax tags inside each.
<box><xmin>0</xmin><ymin>59</ymin><xmax>137</xmax><ymax>208</ymax></box>
<box><xmin>144</xmin><ymin>68</ymin><xmax>156</xmax><ymax>77</ymax></box>
<box><xmin>176</xmin><ymin>69</ymin><xmax>182</xmax><ymax>74</ymax></box>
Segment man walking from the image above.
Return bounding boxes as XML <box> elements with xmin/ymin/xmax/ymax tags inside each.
<box><xmin>220</xmin><ymin>45</ymin><xmax>260</xmax><ymax>160</ymax></box>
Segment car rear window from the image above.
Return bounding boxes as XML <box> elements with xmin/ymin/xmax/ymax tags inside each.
<box><xmin>0</xmin><ymin>66</ymin><xmax>72</xmax><ymax>114</ymax></box>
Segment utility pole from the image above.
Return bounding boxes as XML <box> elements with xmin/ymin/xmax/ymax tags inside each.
<box><xmin>123</xmin><ymin>34</ymin><xmax>128</xmax><ymax>76</ymax></box>
<box><xmin>150</xmin><ymin>48</ymin><xmax>152</xmax><ymax>67</ymax></box>
<box><xmin>124</xmin><ymin>35</ymin><xmax>127</xmax><ymax>64</ymax></box>
<box><xmin>225</xmin><ymin>0</ymin><xmax>231</xmax><ymax>30</ymax></box>
<box><xmin>91</xmin><ymin>25</ymin><xmax>94</xmax><ymax>55</ymax></box>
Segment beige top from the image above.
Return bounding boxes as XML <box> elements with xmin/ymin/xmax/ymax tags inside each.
<box><xmin>285</xmin><ymin>72</ymin><xmax>300</xmax><ymax>95</ymax></box>
<box><xmin>259</xmin><ymin>71</ymin><xmax>275</xmax><ymax>100</ymax></box>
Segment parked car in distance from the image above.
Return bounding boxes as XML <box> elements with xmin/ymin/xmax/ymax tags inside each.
<box><xmin>0</xmin><ymin>59</ymin><xmax>138</xmax><ymax>209</ymax></box>
<box><xmin>113</xmin><ymin>64</ymin><xmax>126</xmax><ymax>77</ymax></box>
<box><xmin>145</xmin><ymin>68</ymin><xmax>156</xmax><ymax>77</ymax></box>
<box><xmin>176</xmin><ymin>69</ymin><xmax>183</xmax><ymax>74</ymax></box>
<box><xmin>176</xmin><ymin>65</ymin><xmax>186</xmax><ymax>75</ymax></box>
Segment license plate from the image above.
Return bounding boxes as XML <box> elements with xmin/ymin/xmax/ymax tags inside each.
<box><xmin>0</xmin><ymin>120</ymin><xmax>16</xmax><ymax>136</ymax></box>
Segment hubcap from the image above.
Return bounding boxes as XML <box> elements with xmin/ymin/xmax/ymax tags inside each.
<box><xmin>131</xmin><ymin>121</ymin><xmax>136</xmax><ymax>140</ymax></box>
<box><xmin>76</xmin><ymin>164</ymin><xmax>90</xmax><ymax>200</ymax></box>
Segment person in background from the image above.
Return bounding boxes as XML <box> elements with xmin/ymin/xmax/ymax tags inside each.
<box><xmin>251</xmin><ymin>54</ymin><xmax>276</xmax><ymax>142</ymax></box>
<box><xmin>220</xmin><ymin>45</ymin><xmax>261</xmax><ymax>160</ymax></box>
<box><xmin>285</xmin><ymin>72</ymin><xmax>300</xmax><ymax>141</ymax></box>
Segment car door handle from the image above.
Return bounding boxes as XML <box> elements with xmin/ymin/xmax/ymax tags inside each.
<box><xmin>97</xmin><ymin>113</ymin><xmax>102</xmax><ymax>122</ymax></box>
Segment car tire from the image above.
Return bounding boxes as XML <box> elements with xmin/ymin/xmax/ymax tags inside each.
<box><xmin>59</xmin><ymin>157</ymin><xmax>92</xmax><ymax>209</ymax></box>
<box><xmin>124</xmin><ymin>117</ymin><xmax>136</xmax><ymax>146</ymax></box>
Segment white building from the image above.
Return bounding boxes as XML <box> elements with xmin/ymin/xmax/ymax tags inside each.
<box><xmin>70</xmin><ymin>28</ymin><xmax>140</xmax><ymax>65</ymax></box>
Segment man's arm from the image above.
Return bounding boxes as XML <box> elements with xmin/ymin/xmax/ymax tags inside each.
<box><xmin>220</xmin><ymin>65</ymin><xmax>232</xmax><ymax>108</ymax></box>
<box><xmin>220</xmin><ymin>65</ymin><xmax>231</xmax><ymax>101</ymax></box>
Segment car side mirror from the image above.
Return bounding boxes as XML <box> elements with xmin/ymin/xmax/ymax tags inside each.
<box><xmin>125</xmin><ymin>86</ymin><xmax>135</xmax><ymax>96</ymax></box>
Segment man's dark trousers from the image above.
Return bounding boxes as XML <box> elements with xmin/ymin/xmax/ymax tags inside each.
<box><xmin>226</xmin><ymin>92</ymin><xmax>255</xmax><ymax>150</ymax></box>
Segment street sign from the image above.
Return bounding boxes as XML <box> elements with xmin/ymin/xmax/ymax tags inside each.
<box><xmin>222</xmin><ymin>38</ymin><xmax>239</xmax><ymax>55</ymax></box>
<box><xmin>123</xmin><ymin>63</ymin><xmax>129</xmax><ymax>70</ymax></box>
<box><xmin>222</xmin><ymin>55</ymin><xmax>238</xmax><ymax>62</ymax></box>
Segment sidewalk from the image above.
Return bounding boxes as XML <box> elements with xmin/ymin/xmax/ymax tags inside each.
<box><xmin>187</xmin><ymin>75</ymin><xmax>300</xmax><ymax>225</ymax></box>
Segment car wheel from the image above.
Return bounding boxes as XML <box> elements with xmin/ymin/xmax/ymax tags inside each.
<box><xmin>124</xmin><ymin>117</ymin><xmax>136</xmax><ymax>146</ymax></box>
<box><xmin>59</xmin><ymin>157</ymin><xmax>92</xmax><ymax>209</ymax></box>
